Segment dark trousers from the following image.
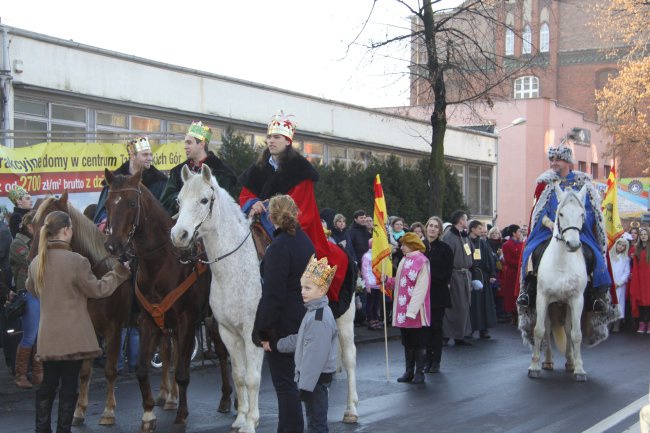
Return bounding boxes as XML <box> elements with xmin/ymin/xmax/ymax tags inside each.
<box><xmin>304</xmin><ymin>379</ymin><xmax>331</xmax><ymax>433</ymax></box>
<box><xmin>366</xmin><ymin>290</ymin><xmax>382</xmax><ymax>322</ymax></box>
<box><xmin>267</xmin><ymin>351</ymin><xmax>304</xmax><ymax>433</ymax></box>
<box><xmin>426</xmin><ymin>307</ymin><xmax>445</xmax><ymax>363</ymax></box>
<box><xmin>37</xmin><ymin>360</ymin><xmax>82</xmax><ymax>433</ymax></box>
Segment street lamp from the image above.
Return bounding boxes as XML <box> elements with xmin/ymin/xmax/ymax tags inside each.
<box><xmin>493</xmin><ymin>117</ymin><xmax>526</xmax><ymax>225</ymax></box>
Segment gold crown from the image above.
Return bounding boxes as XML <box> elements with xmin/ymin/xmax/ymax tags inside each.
<box><xmin>127</xmin><ymin>136</ymin><xmax>151</xmax><ymax>154</ymax></box>
<box><xmin>302</xmin><ymin>255</ymin><xmax>337</xmax><ymax>292</ymax></box>
<box><xmin>267</xmin><ymin>110</ymin><xmax>296</xmax><ymax>141</ymax></box>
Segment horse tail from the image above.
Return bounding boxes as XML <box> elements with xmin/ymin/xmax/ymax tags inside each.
<box><xmin>549</xmin><ymin>303</ymin><xmax>567</xmax><ymax>354</ymax></box>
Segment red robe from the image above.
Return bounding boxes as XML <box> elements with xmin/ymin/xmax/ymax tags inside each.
<box><xmin>501</xmin><ymin>238</ymin><xmax>524</xmax><ymax>314</ymax></box>
<box><xmin>630</xmin><ymin>248</ymin><xmax>650</xmax><ymax>317</ymax></box>
<box><xmin>239</xmin><ymin>181</ymin><xmax>348</xmax><ymax>302</ymax></box>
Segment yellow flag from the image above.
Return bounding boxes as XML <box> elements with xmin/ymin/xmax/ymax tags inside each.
<box><xmin>371</xmin><ymin>175</ymin><xmax>393</xmax><ymax>296</ymax></box>
<box><xmin>601</xmin><ymin>166</ymin><xmax>624</xmax><ymax>249</ymax></box>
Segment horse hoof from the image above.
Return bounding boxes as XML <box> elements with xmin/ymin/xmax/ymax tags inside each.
<box><xmin>542</xmin><ymin>362</ymin><xmax>554</xmax><ymax>371</ymax></box>
<box><xmin>217</xmin><ymin>399</ymin><xmax>231</xmax><ymax>413</ymax></box>
<box><xmin>574</xmin><ymin>373</ymin><xmax>587</xmax><ymax>382</ymax></box>
<box><xmin>528</xmin><ymin>369</ymin><xmax>541</xmax><ymax>379</ymax></box>
<box><xmin>141</xmin><ymin>419</ymin><xmax>157</xmax><ymax>432</ymax></box>
<box><xmin>342</xmin><ymin>413</ymin><xmax>358</xmax><ymax>424</ymax></box>
<box><xmin>99</xmin><ymin>416</ymin><xmax>116</xmax><ymax>425</ymax></box>
<box><xmin>164</xmin><ymin>401</ymin><xmax>179</xmax><ymax>411</ymax></box>
<box><xmin>72</xmin><ymin>416</ymin><xmax>85</xmax><ymax>426</ymax></box>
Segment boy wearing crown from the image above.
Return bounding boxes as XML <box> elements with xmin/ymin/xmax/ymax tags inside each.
<box><xmin>276</xmin><ymin>255</ymin><xmax>339</xmax><ymax>433</ymax></box>
<box><xmin>160</xmin><ymin>121</ymin><xmax>237</xmax><ymax>215</ymax></box>
<box><xmin>94</xmin><ymin>137</ymin><xmax>168</xmax><ymax>226</ymax></box>
<box><xmin>239</xmin><ymin>111</ymin><xmax>352</xmax><ymax>318</ymax></box>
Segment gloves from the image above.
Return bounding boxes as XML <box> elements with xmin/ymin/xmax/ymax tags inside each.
<box><xmin>471</xmin><ymin>280</ymin><xmax>483</xmax><ymax>291</ymax></box>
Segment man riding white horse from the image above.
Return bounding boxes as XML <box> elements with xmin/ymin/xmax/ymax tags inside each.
<box><xmin>516</xmin><ymin>141</ymin><xmax>612</xmax><ymax>312</ymax></box>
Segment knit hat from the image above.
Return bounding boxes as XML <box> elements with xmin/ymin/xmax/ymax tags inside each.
<box><xmin>333</xmin><ymin>213</ymin><xmax>345</xmax><ymax>224</ymax></box>
<box><xmin>548</xmin><ymin>143</ymin><xmax>573</xmax><ymax>164</ymax></box>
<box><xmin>400</xmin><ymin>232</ymin><xmax>426</xmax><ymax>253</ymax></box>
<box><xmin>8</xmin><ymin>186</ymin><xmax>28</xmax><ymax>205</ymax></box>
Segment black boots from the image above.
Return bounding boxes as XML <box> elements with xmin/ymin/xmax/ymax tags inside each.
<box><xmin>35</xmin><ymin>391</ymin><xmax>55</xmax><ymax>433</ymax></box>
<box><xmin>56</xmin><ymin>393</ymin><xmax>78</xmax><ymax>433</ymax></box>
<box><xmin>397</xmin><ymin>348</ymin><xmax>415</xmax><ymax>383</ymax></box>
<box><xmin>517</xmin><ymin>273</ymin><xmax>537</xmax><ymax>307</ymax></box>
<box><xmin>411</xmin><ymin>349</ymin><xmax>426</xmax><ymax>384</ymax></box>
<box><xmin>397</xmin><ymin>348</ymin><xmax>426</xmax><ymax>384</ymax></box>
<box><xmin>422</xmin><ymin>351</ymin><xmax>440</xmax><ymax>373</ymax></box>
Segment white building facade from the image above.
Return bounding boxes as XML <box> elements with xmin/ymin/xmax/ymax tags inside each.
<box><xmin>0</xmin><ymin>25</ymin><xmax>497</xmax><ymax>218</ymax></box>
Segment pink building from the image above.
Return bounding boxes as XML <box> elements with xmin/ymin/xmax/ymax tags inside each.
<box><xmin>384</xmin><ymin>98</ymin><xmax>614</xmax><ymax>228</ymax></box>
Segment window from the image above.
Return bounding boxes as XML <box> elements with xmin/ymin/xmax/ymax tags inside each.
<box><xmin>522</xmin><ymin>25</ymin><xmax>532</xmax><ymax>54</ymax></box>
<box><xmin>97</xmin><ymin>112</ymin><xmax>128</xmax><ymax>128</ymax></box>
<box><xmin>604</xmin><ymin>165</ymin><xmax>611</xmax><ymax>178</ymax></box>
<box><xmin>466</xmin><ymin>165</ymin><xmax>493</xmax><ymax>216</ymax></box>
<box><xmin>131</xmin><ymin>115</ymin><xmax>161</xmax><ymax>133</ymax></box>
<box><xmin>505</xmin><ymin>29</ymin><xmax>515</xmax><ymax>55</ymax></box>
<box><xmin>327</xmin><ymin>146</ymin><xmax>348</xmax><ymax>166</ymax></box>
<box><xmin>13</xmin><ymin>118</ymin><xmax>47</xmax><ymax>147</ymax></box>
<box><xmin>15</xmin><ymin>99</ymin><xmax>47</xmax><ymax>117</ymax></box>
<box><xmin>52</xmin><ymin>104</ymin><xmax>86</xmax><ymax>123</ymax></box>
<box><xmin>514</xmin><ymin>76</ymin><xmax>539</xmax><ymax>99</ymax></box>
<box><xmin>303</xmin><ymin>142</ymin><xmax>324</xmax><ymax>164</ymax></box>
<box><xmin>578</xmin><ymin>161</ymin><xmax>587</xmax><ymax>172</ymax></box>
<box><xmin>539</xmin><ymin>23</ymin><xmax>549</xmax><ymax>53</ymax></box>
<box><xmin>590</xmin><ymin>163</ymin><xmax>599</xmax><ymax>178</ymax></box>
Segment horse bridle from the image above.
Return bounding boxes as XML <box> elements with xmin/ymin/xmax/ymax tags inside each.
<box><xmin>553</xmin><ymin>210</ymin><xmax>585</xmax><ymax>242</ymax></box>
<box><xmin>177</xmin><ymin>185</ymin><xmax>252</xmax><ymax>265</ymax></box>
<box><xmin>107</xmin><ymin>186</ymin><xmax>142</xmax><ymax>253</ymax></box>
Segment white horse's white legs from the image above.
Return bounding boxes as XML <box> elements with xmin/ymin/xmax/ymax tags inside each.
<box><xmin>529</xmin><ymin>299</ymin><xmax>547</xmax><ymax>378</ymax></box>
<box><xmin>243</xmin><ymin>337</ymin><xmax>263</xmax><ymax>432</ymax></box>
<box><xmin>218</xmin><ymin>325</ymin><xmax>251</xmax><ymax>433</ymax></box>
<box><xmin>336</xmin><ymin>297</ymin><xmax>358</xmax><ymax>424</ymax></box>
<box><xmin>569</xmin><ymin>298</ymin><xmax>587</xmax><ymax>381</ymax></box>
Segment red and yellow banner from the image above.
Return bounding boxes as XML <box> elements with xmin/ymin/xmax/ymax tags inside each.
<box><xmin>371</xmin><ymin>174</ymin><xmax>392</xmax><ymax>297</ymax></box>
<box><xmin>0</xmin><ymin>142</ymin><xmax>185</xmax><ymax>196</ymax></box>
<box><xmin>601</xmin><ymin>166</ymin><xmax>625</xmax><ymax>249</ymax></box>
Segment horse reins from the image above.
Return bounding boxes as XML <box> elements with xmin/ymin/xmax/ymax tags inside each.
<box><xmin>134</xmin><ymin>262</ymin><xmax>209</xmax><ymax>331</ymax></box>
<box><xmin>177</xmin><ymin>185</ymin><xmax>253</xmax><ymax>265</ymax></box>
<box><xmin>553</xmin><ymin>202</ymin><xmax>585</xmax><ymax>243</ymax></box>
<box><xmin>106</xmin><ymin>186</ymin><xmax>142</xmax><ymax>248</ymax></box>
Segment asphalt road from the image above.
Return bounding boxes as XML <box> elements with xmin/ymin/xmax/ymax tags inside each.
<box><xmin>2</xmin><ymin>322</ymin><xmax>649</xmax><ymax>433</ymax></box>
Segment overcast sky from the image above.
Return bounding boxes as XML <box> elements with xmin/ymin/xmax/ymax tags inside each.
<box><xmin>1</xmin><ymin>0</ymin><xmax>461</xmax><ymax>108</ymax></box>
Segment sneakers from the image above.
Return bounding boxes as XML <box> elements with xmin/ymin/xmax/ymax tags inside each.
<box><xmin>637</xmin><ymin>322</ymin><xmax>648</xmax><ymax>334</ymax></box>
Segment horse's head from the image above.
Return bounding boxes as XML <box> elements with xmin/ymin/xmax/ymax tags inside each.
<box><xmin>170</xmin><ymin>164</ymin><xmax>216</xmax><ymax>249</ymax></box>
<box><xmin>554</xmin><ymin>183</ymin><xmax>587</xmax><ymax>252</ymax></box>
<box><xmin>29</xmin><ymin>191</ymin><xmax>70</xmax><ymax>261</ymax></box>
<box><xmin>103</xmin><ymin>168</ymin><xmax>144</xmax><ymax>256</ymax></box>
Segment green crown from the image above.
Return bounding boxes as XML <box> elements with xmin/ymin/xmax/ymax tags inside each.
<box><xmin>187</xmin><ymin>121</ymin><xmax>212</xmax><ymax>144</ymax></box>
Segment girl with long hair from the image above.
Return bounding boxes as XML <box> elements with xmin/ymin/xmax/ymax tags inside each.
<box><xmin>26</xmin><ymin>211</ymin><xmax>130</xmax><ymax>433</ymax></box>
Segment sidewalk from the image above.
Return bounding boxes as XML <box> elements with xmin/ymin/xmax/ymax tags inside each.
<box><xmin>1</xmin><ymin>322</ymin><xmax>400</xmax><ymax>398</ymax></box>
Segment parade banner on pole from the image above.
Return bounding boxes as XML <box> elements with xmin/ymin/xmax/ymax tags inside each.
<box><xmin>601</xmin><ymin>166</ymin><xmax>625</xmax><ymax>249</ymax></box>
<box><xmin>0</xmin><ymin>142</ymin><xmax>185</xmax><ymax>197</ymax></box>
<box><xmin>371</xmin><ymin>174</ymin><xmax>393</xmax><ymax>293</ymax></box>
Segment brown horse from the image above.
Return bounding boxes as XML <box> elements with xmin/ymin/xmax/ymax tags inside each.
<box><xmin>30</xmin><ymin>192</ymin><xmax>152</xmax><ymax>426</ymax></box>
<box><xmin>103</xmin><ymin>169</ymin><xmax>231</xmax><ymax>432</ymax></box>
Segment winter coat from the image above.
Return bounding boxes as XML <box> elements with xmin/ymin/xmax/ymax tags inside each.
<box><xmin>426</xmin><ymin>238</ymin><xmax>453</xmax><ymax>308</ymax></box>
<box><xmin>160</xmin><ymin>151</ymin><xmax>237</xmax><ymax>215</ymax></box>
<box><xmin>9</xmin><ymin>232</ymin><xmax>31</xmax><ymax>292</ymax></box>
<box><xmin>25</xmin><ymin>241</ymin><xmax>130</xmax><ymax>361</ymax></box>
<box><xmin>349</xmin><ymin>221</ymin><xmax>371</xmax><ymax>265</ymax></box>
<box><xmin>255</xmin><ymin>227</ymin><xmax>315</xmax><ymax>342</ymax></box>
<box><xmin>277</xmin><ymin>296</ymin><xmax>338</xmax><ymax>392</ymax></box>
<box><xmin>9</xmin><ymin>207</ymin><xmax>30</xmax><ymax>238</ymax></box>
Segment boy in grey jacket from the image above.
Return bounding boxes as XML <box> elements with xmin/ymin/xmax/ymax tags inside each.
<box><xmin>277</xmin><ymin>255</ymin><xmax>339</xmax><ymax>433</ymax></box>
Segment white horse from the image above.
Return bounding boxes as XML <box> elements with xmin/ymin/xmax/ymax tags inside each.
<box><xmin>171</xmin><ymin>165</ymin><xmax>263</xmax><ymax>433</ymax></box>
<box><xmin>171</xmin><ymin>164</ymin><xmax>359</xmax><ymax>427</ymax></box>
<box><xmin>527</xmin><ymin>184</ymin><xmax>589</xmax><ymax>381</ymax></box>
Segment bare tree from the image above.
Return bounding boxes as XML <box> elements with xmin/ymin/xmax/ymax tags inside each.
<box><xmin>358</xmin><ymin>0</ymin><xmax>537</xmax><ymax>216</ymax></box>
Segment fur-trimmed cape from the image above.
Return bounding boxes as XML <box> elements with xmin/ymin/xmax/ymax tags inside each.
<box><xmin>239</xmin><ymin>153</ymin><xmax>319</xmax><ymax>200</ymax></box>
<box><xmin>530</xmin><ymin>170</ymin><xmax>607</xmax><ymax>254</ymax></box>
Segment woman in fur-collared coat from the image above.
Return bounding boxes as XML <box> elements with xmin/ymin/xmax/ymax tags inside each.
<box><xmin>26</xmin><ymin>211</ymin><xmax>130</xmax><ymax>433</ymax></box>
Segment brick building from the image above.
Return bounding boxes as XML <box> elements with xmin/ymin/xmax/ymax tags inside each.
<box><xmin>408</xmin><ymin>0</ymin><xmax>645</xmax><ymax>177</ymax></box>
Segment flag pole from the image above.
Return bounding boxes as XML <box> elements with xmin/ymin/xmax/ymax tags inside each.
<box><xmin>381</xmin><ymin>259</ymin><xmax>389</xmax><ymax>382</ymax></box>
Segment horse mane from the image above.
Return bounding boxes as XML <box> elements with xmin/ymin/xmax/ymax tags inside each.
<box><xmin>34</xmin><ymin>196</ymin><xmax>113</xmax><ymax>267</ymax></box>
<box><xmin>68</xmin><ymin>202</ymin><xmax>113</xmax><ymax>265</ymax></box>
